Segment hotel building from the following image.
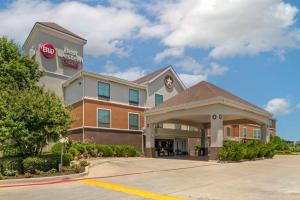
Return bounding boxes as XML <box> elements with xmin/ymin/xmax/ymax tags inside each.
<box><xmin>23</xmin><ymin>22</ymin><xmax>276</xmax><ymax>159</ymax></box>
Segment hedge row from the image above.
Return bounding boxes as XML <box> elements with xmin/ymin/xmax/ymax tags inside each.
<box><xmin>51</xmin><ymin>143</ymin><xmax>140</xmax><ymax>158</ymax></box>
<box><xmin>218</xmin><ymin>140</ymin><xmax>275</xmax><ymax>161</ymax></box>
<box><xmin>0</xmin><ymin>153</ymin><xmax>72</xmax><ymax>176</ymax></box>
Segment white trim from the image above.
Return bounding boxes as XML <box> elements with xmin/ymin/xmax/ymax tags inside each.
<box><xmin>87</xmin><ymin>97</ymin><xmax>147</xmax><ymax>109</ymax></box>
<box><xmin>146</xmin><ymin>66</ymin><xmax>186</xmax><ymax>90</ymax></box>
<box><xmin>64</xmin><ymin>97</ymin><xmax>149</xmax><ymax>109</ymax></box>
<box><xmin>68</xmin><ymin>126</ymin><xmax>142</xmax><ymax>133</ymax></box>
<box><xmin>145</xmin><ymin>96</ymin><xmax>272</xmax><ymax>118</ymax></box>
<box><xmin>97</xmin><ymin>108</ymin><xmax>112</xmax><ymax>128</ymax></box>
<box><xmin>23</xmin><ymin>23</ymin><xmax>86</xmax><ymax>50</ymax></box>
<box><xmin>44</xmin><ymin>71</ymin><xmax>71</xmax><ymax>79</ymax></box>
<box><xmin>63</xmin><ymin>70</ymin><xmax>146</xmax><ymax>90</ymax></box>
<box><xmin>128</xmin><ymin>112</ymin><xmax>140</xmax><ymax>130</ymax></box>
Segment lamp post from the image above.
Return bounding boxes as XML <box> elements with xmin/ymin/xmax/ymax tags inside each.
<box><xmin>59</xmin><ymin>137</ymin><xmax>68</xmax><ymax>172</ymax></box>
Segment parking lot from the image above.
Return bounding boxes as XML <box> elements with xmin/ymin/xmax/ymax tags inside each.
<box><xmin>1</xmin><ymin>155</ymin><xmax>300</xmax><ymax>200</ymax></box>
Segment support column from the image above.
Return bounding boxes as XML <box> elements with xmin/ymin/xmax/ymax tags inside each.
<box><xmin>261</xmin><ymin>124</ymin><xmax>269</xmax><ymax>143</ymax></box>
<box><xmin>145</xmin><ymin>123</ymin><xmax>155</xmax><ymax>157</ymax></box>
<box><xmin>210</xmin><ymin>114</ymin><xmax>224</xmax><ymax>160</ymax></box>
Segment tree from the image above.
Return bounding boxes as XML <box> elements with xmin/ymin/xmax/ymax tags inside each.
<box><xmin>0</xmin><ymin>87</ymin><xmax>73</xmax><ymax>157</ymax></box>
<box><xmin>0</xmin><ymin>37</ymin><xmax>43</xmax><ymax>90</ymax></box>
<box><xmin>0</xmin><ymin>37</ymin><xmax>73</xmax><ymax>157</ymax></box>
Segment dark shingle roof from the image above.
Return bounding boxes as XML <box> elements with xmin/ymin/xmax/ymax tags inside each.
<box><xmin>37</xmin><ymin>22</ymin><xmax>86</xmax><ymax>41</ymax></box>
<box><xmin>133</xmin><ymin>66</ymin><xmax>170</xmax><ymax>84</ymax></box>
<box><xmin>153</xmin><ymin>81</ymin><xmax>267</xmax><ymax>113</ymax></box>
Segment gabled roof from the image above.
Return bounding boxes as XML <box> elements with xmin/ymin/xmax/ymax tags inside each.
<box><xmin>133</xmin><ymin>65</ymin><xmax>186</xmax><ymax>89</ymax></box>
<box><xmin>153</xmin><ymin>81</ymin><xmax>269</xmax><ymax>114</ymax></box>
<box><xmin>36</xmin><ymin>22</ymin><xmax>87</xmax><ymax>42</ymax></box>
<box><xmin>133</xmin><ymin>66</ymin><xmax>170</xmax><ymax>84</ymax></box>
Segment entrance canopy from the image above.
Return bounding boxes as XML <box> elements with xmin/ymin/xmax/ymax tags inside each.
<box><xmin>144</xmin><ymin>81</ymin><xmax>273</xmax><ymax>158</ymax></box>
<box><xmin>146</xmin><ymin>81</ymin><xmax>272</xmax><ymax>127</ymax></box>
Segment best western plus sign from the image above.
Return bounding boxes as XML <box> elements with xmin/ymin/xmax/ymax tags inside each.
<box><xmin>40</xmin><ymin>43</ymin><xmax>56</xmax><ymax>58</ymax></box>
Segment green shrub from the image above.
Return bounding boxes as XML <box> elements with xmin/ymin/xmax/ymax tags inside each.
<box><xmin>218</xmin><ymin>141</ymin><xmax>246</xmax><ymax>161</ymax></box>
<box><xmin>73</xmin><ymin>144</ymin><xmax>86</xmax><ymax>154</ymax></box>
<box><xmin>86</xmin><ymin>144</ymin><xmax>97</xmax><ymax>157</ymax></box>
<box><xmin>51</xmin><ymin>143</ymin><xmax>63</xmax><ymax>154</ymax></box>
<box><xmin>265</xmin><ymin>145</ymin><xmax>275</xmax><ymax>158</ymax></box>
<box><xmin>3</xmin><ymin>169</ymin><xmax>18</xmax><ymax>176</ymax></box>
<box><xmin>46</xmin><ymin>168</ymin><xmax>57</xmax><ymax>174</ymax></box>
<box><xmin>95</xmin><ymin>144</ymin><xmax>113</xmax><ymax>157</ymax></box>
<box><xmin>123</xmin><ymin>145</ymin><xmax>140</xmax><ymax>157</ymax></box>
<box><xmin>22</xmin><ymin>157</ymin><xmax>45</xmax><ymax>173</ymax></box>
<box><xmin>79</xmin><ymin>160</ymin><xmax>90</xmax><ymax>167</ymax></box>
<box><xmin>23</xmin><ymin>154</ymin><xmax>71</xmax><ymax>173</ymax></box>
<box><xmin>64</xmin><ymin>153</ymin><xmax>74</xmax><ymax>162</ymax></box>
<box><xmin>69</xmin><ymin>147</ymin><xmax>79</xmax><ymax>157</ymax></box>
<box><xmin>0</xmin><ymin>173</ymin><xmax>3</xmax><ymax>180</ymax></box>
<box><xmin>0</xmin><ymin>157</ymin><xmax>23</xmax><ymax>174</ymax></box>
<box><xmin>244</xmin><ymin>141</ymin><xmax>259</xmax><ymax>160</ymax></box>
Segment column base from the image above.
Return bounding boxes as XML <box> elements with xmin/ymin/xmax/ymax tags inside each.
<box><xmin>144</xmin><ymin>148</ymin><xmax>155</xmax><ymax>158</ymax></box>
<box><xmin>209</xmin><ymin>147</ymin><xmax>223</xmax><ymax>160</ymax></box>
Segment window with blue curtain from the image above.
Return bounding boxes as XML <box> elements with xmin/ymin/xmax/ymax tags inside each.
<box><xmin>129</xmin><ymin>113</ymin><xmax>139</xmax><ymax>130</ymax></box>
<box><xmin>98</xmin><ymin>109</ymin><xmax>110</xmax><ymax>128</ymax></box>
<box><xmin>155</xmin><ymin>94</ymin><xmax>163</xmax><ymax>106</ymax></box>
<box><xmin>129</xmin><ymin>89</ymin><xmax>139</xmax><ymax>105</ymax></box>
<box><xmin>98</xmin><ymin>81</ymin><xmax>110</xmax><ymax>99</ymax></box>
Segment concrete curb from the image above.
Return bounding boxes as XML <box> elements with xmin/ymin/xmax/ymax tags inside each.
<box><xmin>0</xmin><ymin>166</ymin><xmax>89</xmax><ymax>185</ymax></box>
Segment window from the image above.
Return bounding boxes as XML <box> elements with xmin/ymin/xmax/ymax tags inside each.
<box><xmin>98</xmin><ymin>81</ymin><xmax>110</xmax><ymax>99</ymax></box>
<box><xmin>129</xmin><ymin>89</ymin><xmax>139</xmax><ymax>105</ymax></box>
<box><xmin>155</xmin><ymin>94</ymin><xmax>164</xmax><ymax>106</ymax></box>
<box><xmin>155</xmin><ymin>123</ymin><xmax>163</xmax><ymax>128</ymax></box>
<box><xmin>268</xmin><ymin>120</ymin><xmax>273</xmax><ymax>128</ymax></box>
<box><xmin>253</xmin><ymin>129</ymin><xmax>261</xmax><ymax>139</ymax></box>
<box><xmin>129</xmin><ymin>113</ymin><xmax>139</xmax><ymax>130</ymax></box>
<box><xmin>188</xmin><ymin>126</ymin><xmax>195</xmax><ymax>132</ymax></box>
<box><xmin>98</xmin><ymin>109</ymin><xmax>110</xmax><ymax>128</ymax></box>
<box><xmin>226</xmin><ymin>127</ymin><xmax>231</xmax><ymax>137</ymax></box>
<box><xmin>242</xmin><ymin>127</ymin><xmax>248</xmax><ymax>138</ymax></box>
<box><xmin>175</xmin><ymin>124</ymin><xmax>181</xmax><ymax>130</ymax></box>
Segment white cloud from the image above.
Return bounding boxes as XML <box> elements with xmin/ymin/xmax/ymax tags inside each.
<box><xmin>103</xmin><ymin>60</ymin><xmax>119</xmax><ymax>73</ymax></box>
<box><xmin>296</xmin><ymin>103</ymin><xmax>300</xmax><ymax>109</ymax></box>
<box><xmin>178</xmin><ymin>73</ymin><xmax>207</xmax><ymax>87</ymax></box>
<box><xmin>206</xmin><ymin>62</ymin><xmax>228</xmax><ymax>76</ymax></box>
<box><xmin>265</xmin><ymin>98</ymin><xmax>291</xmax><ymax>115</ymax></box>
<box><xmin>0</xmin><ymin>0</ymin><xmax>149</xmax><ymax>56</ymax></box>
<box><xmin>103</xmin><ymin>66</ymin><xmax>146</xmax><ymax>81</ymax></box>
<box><xmin>150</xmin><ymin>0</ymin><xmax>300</xmax><ymax>58</ymax></box>
<box><xmin>176</xmin><ymin>57</ymin><xmax>228</xmax><ymax>86</ymax></box>
<box><xmin>154</xmin><ymin>47</ymin><xmax>184</xmax><ymax>63</ymax></box>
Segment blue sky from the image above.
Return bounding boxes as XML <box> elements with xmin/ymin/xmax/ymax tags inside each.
<box><xmin>0</xmin><ymin>0</ymin><xmax>300</xmax><ymax>141</ymax></box>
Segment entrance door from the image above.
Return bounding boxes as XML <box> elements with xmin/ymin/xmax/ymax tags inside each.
<box><xmin>175</xmin><ymin>139</ymin><xmax>187</xmax><ymax>155</ymax></box>
<box><xmin>155</xmin><ymin>139</ymin><xmax>174</xmax><ymax>157</ymax></box>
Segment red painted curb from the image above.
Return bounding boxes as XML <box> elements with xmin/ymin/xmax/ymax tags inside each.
<box><xmin>0</xmin><ymin>163</ymin><xmax>218</xmax><ymax>188</ymax></box>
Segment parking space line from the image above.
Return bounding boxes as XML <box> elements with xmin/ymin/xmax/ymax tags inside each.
<box><xmin>80</xmin><ymin>179</ymin><xmax>187</xmax><ymax>200</ymax></box>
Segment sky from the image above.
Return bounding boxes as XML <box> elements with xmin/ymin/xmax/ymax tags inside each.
<box><xmin>0</xmin><ymin>0</ymin><xmax>299</xmax><ymax>141</ymax></box>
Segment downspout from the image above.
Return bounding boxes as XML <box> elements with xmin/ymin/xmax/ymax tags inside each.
<box><xmin>82</xmin><ymin>73</ymin><xmax>85</xmax><ymax>143</ymax></box>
